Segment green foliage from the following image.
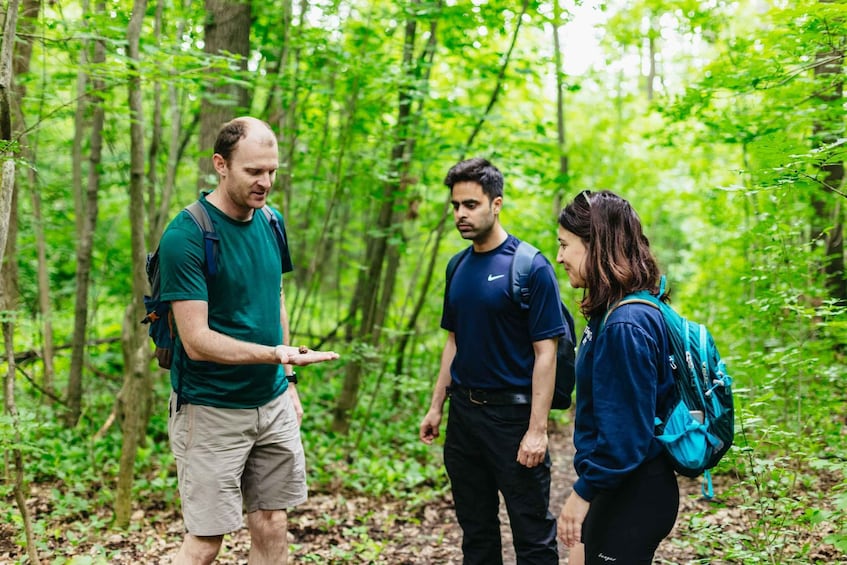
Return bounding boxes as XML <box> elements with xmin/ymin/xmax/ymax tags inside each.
<box><xmin>4</xmin><ymin>0</ymin><xmax>847</xmax><ymax>560</ymax></box>
<box><xmin>303</xmin><ymin>362</ymin><xmax>449</xmax><ymax>506</ymax></box>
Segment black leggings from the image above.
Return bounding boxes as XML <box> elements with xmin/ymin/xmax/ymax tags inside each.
<box><xmin>582</xmin><ymin>455</ymin><xmax>679</xmax><ymax>565</ymax></box>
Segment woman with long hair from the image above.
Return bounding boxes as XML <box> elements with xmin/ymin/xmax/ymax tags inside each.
<box><xmin>556</xmin><ymin>190</ymin><xmax>679</xmax><ymax>564</ymax></box>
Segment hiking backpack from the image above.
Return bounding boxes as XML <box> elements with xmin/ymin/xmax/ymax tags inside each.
<box><xmin>141</xmin><ymin>200</ymin><xmax>291</xmax><ymax>369</ymax></box>
<box><xmin>602</xmin><ymin>276</ymin><xmax>734</xmax><ymax>498</ymax></box>
<box><xmin>445</xmin><ymin>241</ymin><xmax>577</xmax><ymax>409</ymax></box>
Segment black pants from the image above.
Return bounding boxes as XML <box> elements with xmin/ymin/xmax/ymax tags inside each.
<box><xmin>444</xmin><ymin>393</ymin><xmax>558</xmax><ymax>565</ymax></box>
<box><xmin>582</xmin><ymin>455</ymin><xmax>679</xmax><ymax>564</ymax></box>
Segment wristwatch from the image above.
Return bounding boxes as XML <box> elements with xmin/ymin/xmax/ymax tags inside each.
<box><xmin>285</xmin><ymin>371</ymin><xmax>298</xmax><ymax>385</ymax></box>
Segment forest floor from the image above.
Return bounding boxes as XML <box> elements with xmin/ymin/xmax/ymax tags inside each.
<box><xmin>1</xmin><ymin>419</ymin><xmax>842</xmax><ymax>564</ymax></box>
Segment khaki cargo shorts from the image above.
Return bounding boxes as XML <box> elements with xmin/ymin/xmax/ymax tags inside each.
<box><xmin>168</xmin><ymin>390</ymin><xmax>307</xmax><ymax>536</ymax></box>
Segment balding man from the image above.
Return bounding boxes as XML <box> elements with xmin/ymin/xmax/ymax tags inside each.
<box><xmin>159</xmin><ymin>117</ymin><xmax>339</xmax><ymax>564</ymax></box>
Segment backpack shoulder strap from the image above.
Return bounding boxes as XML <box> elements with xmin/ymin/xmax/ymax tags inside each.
<box><xmin>261</xmin><ymin>205</ymin><xmax>294</xmax><ymax>272</ymax></box>
<box><xmin>600</xmin><ymin>275</ymin><xmax>669</xmax><ymax>329</ymax></box>
<box><xmin>510</xmin><ymin>240</ymin><xmax>540</xmax><ymax>309</ymax></box>
<box><xmin>601</xmin><ymin>294</ymin><xmax>661</xmax><ymax>330</ymax></box>
<box><xmin>185</xmin><ymin>200</ymin><xmax>213</xmax><ymax>231</ymax></box>
<box><xmin>184</xmin><ymin>200</ymin><xmax>220</xmax><ymax>276</ymax></box>
<box><xmin>261</xmin><ymin>205</ymin><xmax>285</xmax><ymax>247</ymax></box>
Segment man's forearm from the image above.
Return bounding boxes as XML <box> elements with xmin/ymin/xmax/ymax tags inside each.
<box><xmin>182</xmin><ymin>327</ymin><xmax>280</xmax><ymax>365</ymax></box>
<box><xmin>529</xmin><ymin>371</ymin><xmax>554</xmax><ymax>433</ymax></box>
<box><xmin>430</xmin><ymin>334</ymin><xmax>457</xmax><ymax>411</ymax></box>
<box><xmin>528</xmin><ymin>339</ymin><xmax>557</xmax><ymax>432</ymax></box>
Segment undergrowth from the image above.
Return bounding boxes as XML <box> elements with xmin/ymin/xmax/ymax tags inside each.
<box><xmin>2</xmin><ymin>335</ymin><xmax>846</xmax><ymax>563</ymax></box>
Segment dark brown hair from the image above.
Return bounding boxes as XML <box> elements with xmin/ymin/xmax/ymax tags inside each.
<box><xmin>443</xmin><ymin>157</ymin><xmax>504</xmax><ymax>200</ymax></box>
<box><xmin>213</xmin><ymin>117</ymin><xmax>275</xmax><ymax>162</ymax></box>
<box><xmin>558</xmin><ymin>190</ymin><xmax>664</xmax><ymax>317</ymax></box>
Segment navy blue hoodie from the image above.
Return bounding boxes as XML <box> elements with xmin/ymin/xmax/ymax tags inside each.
<box><xmin>572</xmin><ymin>302</ymin><xmax>675</xmax><ymax>501</ymax></box>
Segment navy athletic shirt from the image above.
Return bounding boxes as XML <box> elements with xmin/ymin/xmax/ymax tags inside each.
<box><xmin>441</xmin><ymin>235</ymin><xmax>567</xmax><ymax>390</ymax></box>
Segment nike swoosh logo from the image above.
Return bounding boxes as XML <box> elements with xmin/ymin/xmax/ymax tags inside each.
<box><xmin>487</xmin><ymin>274</ymin><xmax>505</xmax><ymax>281</ymax></box>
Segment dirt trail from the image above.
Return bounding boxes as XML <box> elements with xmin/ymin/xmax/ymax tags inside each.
<box><xmin>94</xmin><ymin>420</ymin><xmax>583</xmax><ymax>563</ymax></box>
<box><xmin>497</xmin><ymin>418</ymin><xmax>580</xmax><ymax>564</ymax></box>
<box><xmin>245</xmin><ymin>418</ymin><xmax>581</xmax><ymax>564</ymax></box>
<box><xmin>2</xmin><ymin>420</ymin><xmax>712</xmax><ymax>564</ymax></box>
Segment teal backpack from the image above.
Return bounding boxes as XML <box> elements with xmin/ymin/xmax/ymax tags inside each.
<box><xmin>602</xmin><ymin>276</ymin><xmax>734</xmax><ymax>499</ymax></box>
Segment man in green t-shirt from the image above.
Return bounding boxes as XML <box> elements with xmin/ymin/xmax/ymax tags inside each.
<box><xmin>160</xmin><ymin>116</ymin><xmax>339</xmax><ymax>564</ymax></box>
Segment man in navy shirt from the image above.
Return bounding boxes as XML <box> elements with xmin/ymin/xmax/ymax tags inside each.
<box><xmin>420</xmin><ymin>157</ymin><xmax>568</xmax><ymax>564</ymax></box>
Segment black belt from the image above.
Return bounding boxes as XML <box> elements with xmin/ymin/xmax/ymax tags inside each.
<box><xmin>449</xmin><ymin>386</ymin><xmax>532</xmax><ymax>406</ymax></box>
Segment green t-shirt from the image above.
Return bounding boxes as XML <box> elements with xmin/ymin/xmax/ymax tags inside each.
<box><xmin>159</xmin><ymin>196</ymin><xmax>292</xmax><ymax>408</ymax></box>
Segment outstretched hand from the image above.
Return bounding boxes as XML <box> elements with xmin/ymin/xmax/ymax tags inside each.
<box><xmin>275</xmin><ymin>345</ymin><xmax>340</xmax><ymax>366</ymax></box>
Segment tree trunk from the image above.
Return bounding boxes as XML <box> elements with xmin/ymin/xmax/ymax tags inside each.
<box><xmin>197</xmin><ymin>0</ymin><xmax>251</xmax><ymax>191</ymax></box>
<box><xmin>645</xmin><ymin>16</ymin><xmax>657</xmax><ymax>101</ymax></box>
<box><xmin>10</xmin><ymin>0</ymin><xmax>45</xmax><ymax>394</ymax></box>
<box><xmin>811</xmin><ymin>41</ymin><xmax>846</xmax><ymax>303</ymax></box>
<box><xmin>152</xmin><ymin>0</ymin><xmax>194</xmax><ymax>242</ymax></box>
<box><xmin>1</xmin><ymin>1</ymin><xmax>40</xmax><ymax>562</ymax></box>
<box><xmin>2</xmin><ymin>184</ymin><xmax>17</xmax><ymax>341</ymax></box>
<box><xmin>146</xmin><ymin>0</ymin><xmax>163</xmax><ymax>238</ymax></box>
<box><xmin>115</xmin><ymin>0</ymin><xmax>152</xmax><ymax>529</ymax></box>
<box><xmin>331</xmin><ymin>11</ymin><xmax>423</xmax><ymax>434</ymax></box>
<box><xmin>66</xmin><ymin>0</ymin><xmax>106</xmax><ymax>427</ymax></box>
<box><xmin>27</xmin><ymin>157</ymin><xmax>53</xmax><ymax>396</ymax></box>
<box><xmin>333</xmin><ymin>0</ymin><xmax>529</xmax><ymax>433</ymax></box>
<box><xmin>552</xmin><ymin>0</ymin><xmax>568</xmax><ymax>214</ymax></box>
<box><xmin>393</xmin><ymin>0</ymin><xmax>523</xmax><ymax>384</ymax></box>
<box><xmin>0</xmin><ymin>1</ymin><xmax>18</xmax><ymax>261</ymax></box>
<box><xmin>266</xmin><ymin>0</ymin><xmax>295</xmax><ymax>210</ymax></box>
<box><xmin>4</xmin><ymin>322</ymin><xmax>40</xmax><ymax>565</ymax></box>
<box><xmin>392</xmin><ymin>12</ymin><xmax>442</xmax><ymax>380</ymax></box>
<box><xmin>287</xmin><ymin>60</ymin><xmax>346</xmax><ymax>323</ymax></box>
<box><xmin>1</xmin><ymin>0</ymin><xmax>20</xmax><ymax>290</ymax></box>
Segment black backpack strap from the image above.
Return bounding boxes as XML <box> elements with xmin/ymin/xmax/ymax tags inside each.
<box><xmin>184</xmin><ymin>200</ymin><xmax>220</xmax><ymax>276</ymax></box>
<box><xmin>261</xmin><ymin>205</ymin><xmax>294</xmax><ymax>273</ymax></box>
<box><xmin>510</xmin><ymin>241</ymin><xmax>539</xmax><ymax>310</ymax></box>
